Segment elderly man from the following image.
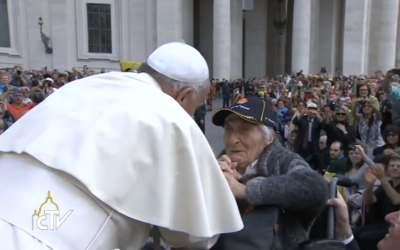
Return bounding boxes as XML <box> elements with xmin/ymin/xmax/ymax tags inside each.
<box><xmin>0</xmin><ymin>43</ymin><xmax>243</xmax><ymax>250</ymax></box>
<box><xmin>209</xmin><ymin>97</ymin><xmax>329</xmax><ymax>250</ymax></box>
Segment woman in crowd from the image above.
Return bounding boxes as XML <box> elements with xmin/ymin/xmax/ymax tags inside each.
<box><xmin>289</xmin><ymin>100</ymin><xmax>306</xmax><ymax>133</ymax></box>
<box><xmin>353</xmin><ymin>100</ymin><xmax>384</xmax><ymax>152</ymax></box>
<box><xmin>344</xmin><ymin>144</ymin><xmax>368</xmax><ymax>198</ymax></box>
<box><xmin>322</xmin><ymin>106</ymin><xmax>356</xmax><ymax>152</ymax></box>
<box><xmin>350</xmin><ymin>84</ymin><xmax>380</xmax><ymax>126</ymax></box>
<box><xmin>373</xmin><ymin>125</ymin><xmax>400</xmax><ymax>157</ymax></box>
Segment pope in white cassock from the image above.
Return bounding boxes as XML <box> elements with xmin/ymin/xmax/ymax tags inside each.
<box><xmin>0</xmin><ymin>42</ymin><xmax>243</xmax><ymax>250</ymax></box>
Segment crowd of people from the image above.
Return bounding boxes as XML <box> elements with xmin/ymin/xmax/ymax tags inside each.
<box><xmin>0</xmin><ymin>44</ymin><xmax>399</xmax><ymax>249</ymax></box>
<box><xmin>203</xmin><ymin>70</ymin><xmax>400</xmax><ymax>250</ymax></box>
<box><xmin>0</xmin><ymin>65</ymin><xmax>103</xmax><ymax>133</ymax></box>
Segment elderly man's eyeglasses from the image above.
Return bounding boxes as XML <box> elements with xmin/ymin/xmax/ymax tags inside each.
<box><xmin>336</xmin><ymin>113</ymin><xmax>346</xmax><ymax>116</ymax></box>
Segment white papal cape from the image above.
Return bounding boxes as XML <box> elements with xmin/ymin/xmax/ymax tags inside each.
<box><xmin>0</xmin><ymin>72</ymin><xmax>243</xmax><ymax>250</ymax></box>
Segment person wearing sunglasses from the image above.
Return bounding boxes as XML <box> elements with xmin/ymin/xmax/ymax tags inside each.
<box><xmin>322</xmin><ymin>106</ymin><xmax>357</xmax><ymax>156</ymax></box>
<box><xmin>373</xmin><ymin>126</ymin><xmax>400</xmax><ymax>157</ymax></box>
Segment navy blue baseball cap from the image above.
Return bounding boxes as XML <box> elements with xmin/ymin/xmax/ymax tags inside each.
<box><xmin>212</xmin><ymin>97</ymin><xmax>277</xmax><ymax>130</ymax></box>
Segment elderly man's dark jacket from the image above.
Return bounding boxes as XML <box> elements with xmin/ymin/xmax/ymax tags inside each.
<box><xmin>210</xmin><ymin>138</ymin><xmax>329</xmax><ymax>250</ymax></box>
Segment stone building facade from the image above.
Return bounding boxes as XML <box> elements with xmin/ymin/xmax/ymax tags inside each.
<box><xmin>0</xmin><ymin>0</ymin><xmax>399</xmax><ymax>78</ymax></box>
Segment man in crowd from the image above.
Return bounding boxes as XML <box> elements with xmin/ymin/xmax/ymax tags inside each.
<box><xmin>0</xmin><ymin>42</ymin><xmax>243</xmax><ymax>250</ymax></box>
<box><xmin>1</xmin><ymin>87</ymin><xmax>35</xmax><ymax>120</ymax></box>
<box><xmin>325</xmin><ymin>141</ymin><xmax>346</xmax><ymax>175</ymax></box>
<box><xmin>222</xmin><ymin>81</ymin><xmax>230</xmax><ymax>108</ymax></box>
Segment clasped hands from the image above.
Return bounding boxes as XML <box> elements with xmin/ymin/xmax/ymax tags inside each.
<box><xmin>218</xmin><ymin>155</ymin><xmax>246</xmax><ymax>199</ymax></box>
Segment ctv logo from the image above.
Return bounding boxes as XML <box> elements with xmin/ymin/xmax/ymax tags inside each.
<box><xmin>32</xmin><ymin>191</ymin><xmax>73</xmax><ymax>230</ymax></box>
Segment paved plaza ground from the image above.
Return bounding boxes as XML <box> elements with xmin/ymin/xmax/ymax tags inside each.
<box><xmin>204</xmin><ymin>98</ymin><xmax>225</xmax><ymax>155</ymax></box>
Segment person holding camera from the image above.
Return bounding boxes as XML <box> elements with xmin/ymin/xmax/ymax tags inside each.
<box><xmin>352</xmin><ymin>100</ymin><xmax>384</xmax><ymax>152</ymax></box>
<box><xmin>9</xmin><ymin>66</ymin><xmax>27</xmax><ymax>87</ymax></box>
<box><xmin>350</xmin><ymin>84</ymin><xmax>379</xmax><ymax>126</ymax></box>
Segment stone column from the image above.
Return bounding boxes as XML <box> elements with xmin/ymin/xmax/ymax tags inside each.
<box><xmin>213</xmin><ymin>0</ymin><xmax>231</xmax><ymax>79</ymax></box>
<box><xmin>396</xmin><ymin>3</ymin><xmax>400</xmax><ymax>67</ymax></box>
<box><xmin>244</xmin><ymin>0</ymin><xmax>267</xmax><ymax>78</ymax></box>
<box><xmin>291</xmin><ymin>0</ymin><xmax>312</xmax><ymax>74</ymax></box>
<box><xmin>342</xmin><ymin>0</ymin><xmax>371</xmax><ymax>75</ymax></box>
<box><xmin>276</xmin><ymin>0</ymin><xmax>287</xmax><ymax>74</ymax></box>
<box><xmin>156</xmin><ymin>0</ymin><xmax>184</xmax><ymax>47</ymax></box>
<box><xmin>230</xmin><ymin>0</ymin><xmax>243</xmax><ymax>79</ymax></box>
<box><xmin>377</xmin><ymin>0</ymin><xmax>399</xmax><ymax>71</ymax></box>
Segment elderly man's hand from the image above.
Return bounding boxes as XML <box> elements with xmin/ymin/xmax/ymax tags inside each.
<box><xmin>223</xmin><ymin>172</ymin><xmax>246</xmax><ymax>199</ymax></box>
<box><xmin>218</xmin><ymin>155</ymin><xmax>239</xmax><ymax>178</ymax></box>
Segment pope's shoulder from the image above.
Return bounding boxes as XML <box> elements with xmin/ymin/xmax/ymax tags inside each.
<box><xmin>76</xmin><ymin>72</ymin><xmax>195</xmax><ymax>125</ymax></box>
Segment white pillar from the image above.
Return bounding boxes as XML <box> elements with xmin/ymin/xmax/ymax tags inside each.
<box><xmin>156</xmin><ymin>0</ymin><xmax>184</xmax><ymax>46</ymax></box>
<box><xmin>377</xmin><ymin>0</ymin><xmax>399</xmax><ymax>71</ymax></box>
<box><xmin>276</xmin><ymin>0</ymin><xmax>287</xmax><ymax>74</ymax></box>
<box><xmin>342</xmin><ymin>0</ymin><xmax>371</xmax><ymax>75</ymax></box>
<box><xmin>230</xmin><ymin>0</ymin><xmax>243</xmax><ymax>79</ymax></box>
<box><xmin>396</xmin><ymin>2</ymin><xmax>400</xmax><ymax>67</ymax></box>
<box><xmin>213</xmin><ymin>0</ymin><xmax>231</xmax><ymax>79</ymax></box>
<box><xmin>244</xmin><ymin>0</ymin><xmax>267</xmax><ymax>78</ymax></box>
<box><xmin>291</xmin><ymin>0</ymin><xmax>312</xmax><ymax>74</ymax></box>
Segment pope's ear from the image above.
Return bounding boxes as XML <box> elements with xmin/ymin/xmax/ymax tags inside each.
<box><xmin>176</xmin><ymin>87</ymin><xmax>194</xmax><ymax>103</ymax></box>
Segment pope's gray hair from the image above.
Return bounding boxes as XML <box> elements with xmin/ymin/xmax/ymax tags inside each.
<box><xmin>138</xmin><ymin>63</ymin><xmax>209</xmax><ymax>96</ymax></box>
<box><xmin>259</xmin><ymin>124</ymin><xmax>275</xmax><ymax>145</ymax></box>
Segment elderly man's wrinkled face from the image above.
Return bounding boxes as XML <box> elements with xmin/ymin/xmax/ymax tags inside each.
<box><xmin>223</xmin><ymin>114</ymin><xmax>268</xmax><ymax>173</ymax></box>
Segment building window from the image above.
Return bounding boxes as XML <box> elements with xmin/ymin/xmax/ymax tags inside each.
<box><xmin>0</xmin><ymin>0</ymin><xmax>11</xmax><ymax>48</ymax></box>
<box><xmin>86</xmin><ymin>3</ymin><xmax>112</xmax><ymax>54</ymax></box>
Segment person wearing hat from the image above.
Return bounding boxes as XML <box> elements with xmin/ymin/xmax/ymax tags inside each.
<box><xmin>207</xmin><ymin>97</ymin><xmax>328</xmax><ymax>250</ymax></box>
<box><xmin>0</xmin><ymin>42</ymin><xmax>243</xmax><ymax>250</ymax></box>
<box><xmin>292</xmin><ymin>102</ymin><xmax>324</xmax><ymax>171</ymax></box>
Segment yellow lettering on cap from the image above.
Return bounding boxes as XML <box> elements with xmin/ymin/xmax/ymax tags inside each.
<box><xmin>237</xmin><ymin>98</ymin><xmax>247</xmax><ymax>104</ymax></box>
